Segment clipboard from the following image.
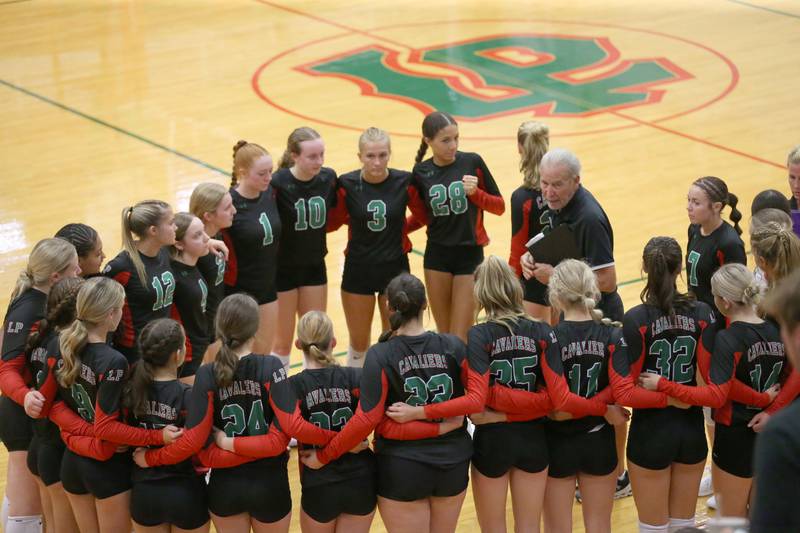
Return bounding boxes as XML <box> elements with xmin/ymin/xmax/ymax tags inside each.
<box><xmin>525</xmin><ymin>224</ymin><xmax>581</xmax><ymax>266</ymax></box>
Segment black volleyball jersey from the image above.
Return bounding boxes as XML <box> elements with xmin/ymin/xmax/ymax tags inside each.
<box><xmin>170</xmin><ymin>260</ymin><xmax>210</xmax><ymax>365</ymax></box>
<box><xmin>270</xmin><ymin>366</ymin><xmax>373</xmax><ymax>487</ymax></box>
<box><xmin>547</xmin><ymin>185</ymin><xmax>615</xmax><ymax>270</ymax></box>
<box><xmin>196</xmin><ymin>240</ymin><xmax>226</xmax><ymax>337</ymax></box>
<box><xmin>509</xmin><ymin>186</ymin><xmax>550</xmax><ymax>278</ymax></box>
<box><xmin>410</xmin><ymin>151</ymin><xmax>504</xmax><ymax>247</ymax></box>
<box><xmin>143</xmin><ymin>354</ymin><xmax>289</xmax><ymax>469</ymax></box>
<box><xmin>272</xmin><ymin>167</ymin><xmax>338</xmax><ymax>267</ymax></box>
<box><xmin>470</xmin><ymin>319</ymin><xmax>552</xmax><ymax>421</ymax></box>
<box><xmin>127</xmin><ymin>379</ymin><xmax>195</xmax><ymax>481</ymax></box>
<box><xmin>0</xmin><ymin>288</ymin><xmax>46</xmax><ymax>404</ymax></box>
<box><xmin>222</xmin><ymin>188</ymin><xmax>282</xmax><ymax>294</ymax></box>
<box><xmin>686</xmin><ymin>222</ymin><xmax>746</xmax><ymax>312</ymax></box>
<box><xmin>53</xmin><ymin>343</ymin><xmax>165</xmax><ymax>453</ymax></box>
<box><xmin>28</xmin><ymin>331</ymin><xmax>61</xmax><ymax>443</ymax></box>
<box><xmin>333</xmin><ymin>169</ymin><xmax>414</xmax><ymax>263</ymax></box>
<box><xmin>104</xmin><ymin>248</ymin><xmax>173</xmax><ymax>362</ymax></box>
<box><xmin>714</xmin><ymin>321</ymin><xmax>787</xmax><ymax>426</ymax></box>
<box><xmin>317</xmin><ymin>332</ymin><xmax>486</xmax><ymax>467</ymax></box>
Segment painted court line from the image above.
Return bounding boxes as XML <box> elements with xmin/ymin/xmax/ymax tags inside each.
<box><xmin>727</xmin><ymin>0</ymin><xmax>800</xmax><ymax>19</ymax></box>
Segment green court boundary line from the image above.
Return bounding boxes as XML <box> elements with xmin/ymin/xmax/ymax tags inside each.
<box><xmin>0</xmin><ymin>78</ymin><xmax>650</xmax><ymax>290</ymax></box>
<box><xmin>727</xmin><ymin>0</ymin><xmax>800</xmax><ymax>19</ymax></box>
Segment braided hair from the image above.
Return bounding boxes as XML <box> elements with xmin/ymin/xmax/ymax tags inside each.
<box><xmin>25</xmin><ymin>277</ymin><xmax>84</xmax><ymax>360</ymax></box>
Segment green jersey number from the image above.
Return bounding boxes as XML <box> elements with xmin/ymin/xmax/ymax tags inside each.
<box><xmin>489</xmin><ymin>355</ymin><xmax>538</xmax><ymax>391</ymax></box>
<box><xmin>70</xmin><ymin>383</ymin><xmax>95</xmax><ymax>422</ymax></box>
<box><xmin>151</xmin><ymin>271</ymin><xmax>176</xmax><ymax>311</ymax></box>
<box><xmin>258</xmin><ymin>212</ymin><xmax>274</xmax><ymax>245</ymax></box>
<box><xmin>221</xmin><ymin>399</ymin><xmax>268</xmax><ymax>437</ymax></box>
<box><xmin>309</xmin><ymin>407</ymin><xmax>354</xmax><ymax>431</ymax></box>
<box><xmin>687</xmin><ymin>251</ymin><xmax>701</xmax><ymax>287</ymax></box>
<box><xmin>429</xmin><ymin>182</ymin><xmax>468</xmax><ymax>217</ymax></box>
<box><xmin>568</xmin><ymin>361</ymin><xmax>602</xmax><ymax>397</ymax></box>
<box><xmin>649</xmin><ymin>336</ymin><xmax>696</xmax><ymax>384</ymax></box>
<box><xmin>366</xmin><ymin>199</ymin><xmax>387</xmax><ymax>232</ymax></box>
<box><xmin>403</xmin><ymin>373</ymin><xmax>454</xmax><ymax>406</ymax></box>
<box><xmin>749</xmin><ymin>361</ymin><xmax>783</xmax><ymax>393</ymax></box>
<box><xmin>198</xmin><ymin>278</ymin><xmax>208</xmax><ymax>313</ymax></box>
<box><xmin>213</xmin><ymin>254</ymin><xmax>225</xmax><ymax>286</ymax></box>
<box><xmin>294</xmin><ymin>196</ymin><xmax>327</xmax><ymax>231</ymax></box>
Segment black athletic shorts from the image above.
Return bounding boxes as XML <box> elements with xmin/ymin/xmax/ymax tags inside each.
<box><xmin>423</xmin><ymin>242</ymin><xmax>484</xmax><ymax>276</ymax></box>
<box><xmin>472</xmin><ymin>420</ymin><xmax>548</xmax><ymax>478</ymax></box>
<box><xmin>131</xmin><ymin>475</ymin><xmax>209</xmax><ymax>530</ymax></box>
<box><xmin>178</xmin><ymin>348</ymin><xmax>206</xmax><ymax>379</ymax></box>
<box><xmin>377</xmin><ymin>454</ymin><xmax>469</xmax><ymax>501</ymax></box>
<box><xmin>60</xmin><ymin>449</ymin><xmax>132</xmax><ymax>499</ymax></box>
<box><xmin>227</xmin><ymin>280</ymin><xmax>277</xmax><ymax>306</ymax></box>
<box><xmin>27</xmin><ymin>436</ymin><xmax>65</xmax><ymax>486</ymax></box>
<box><xmin>342</xmin><ymin>255</ymin><xmax>410</xmax><ymax>295</ymax></box>
<box><xmin>522</xmin><ymin>276</ymin><xmax>549</xmax><ymax>306</ymax></box>
<box><xmin>0</xmin><ymin>396</ymin><xmax>33</xmax><ymax>452</ymax></box>
<box><xmin>302</xmin><ymin>473</ymin><xmax>377</xmax><ymax>523</ymax></box>
<box><xmin>627</xmin><ymin>408</ymin><xmax>707</xmax><ymax>470</ymax></box>
<box><xmin>547</xmin><ymin>422</ymin><xmax>617</xmax><ymax>478</ymax></box>
<box><xmin>713</xmin><ymin>422</ymin><xmax>757</xmax><ymax>478</ymax></box>
<box><xmin>276</xmin><ymin>261</ymin><xmax>327</xmax><ymax>292</ymax></box>
<box><xmin>208</xmin><ymin>454</ymin><xmax>291</xmax><ymax>523</ymax></box>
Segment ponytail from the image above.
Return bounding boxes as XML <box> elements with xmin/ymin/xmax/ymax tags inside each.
<box><xmin>517</xmin><ymin>121</ymin><xmax>550</xmax><ymax>190</ymax></box>
<box><xmin>692</xmin><ymin>176</ymin><xmax>743</xmax><ymax>235</ymax></box>
<box><xmin>214</xmin><ymin>294</ymin><xmax>259</xmax><ymax>387</ymax></box>
<box><xmin>380</xmin><ymin>273</ymin><xmax>427</xmax><ymax>342</ymax></box>
<box><xmin>296</xmin><ymin>311</ymin><xmax>336</xmax><ymax>367</ymax></box>
<box><xmin>549</xmin><ymin>259</ymin><xmax>621</xmax><ymax>327</ymax></box>
<box><xmin>11</xmin><ymin>238</ymin><xmax>77</xmax><ymax>301</ymax></box>
<box><xmin>414</xmin><ymin>140</ymin><xmax>428</xmax><ymax>164</ymax></box>
<box><xmin>711</xmin><ymin>263</ymin><xmax>763</xmax><ymax>310</ymax></box>
<box><xmin>121</xmin><ymin>200</ymin><xmax>171</xmax><ymax>286</ymax></box>
<box><xmin>232</xmin><ymin>140</ymin><xmax>269</xmax><ymax>188</ymax></box>
<box><xmin>640</xmin><ymin>237</ymin><xmax>694</xmax><ymax>314</ymax></box>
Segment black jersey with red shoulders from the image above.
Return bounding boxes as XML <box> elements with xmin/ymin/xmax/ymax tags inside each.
<box><xmin>0</xmin><ymin>288</ymin><xmax>46</xmax><ymax>404</ymax></box>
<box><xmin>127</xmin><ymin>379</ymin><xmax>194</xmax><ymax>481</ymax></box>
<box><xmin>27</xmin><ymin>331</ymin><xmax>62</xmax><ymax>443</ymax></box>
<box><xmin>142</xmin><ymin>354</ymin><xmax>289</xmax><ymax>469</ymax></box>
<box><xmin>509</xmin><ymin>186</ymin><xmax>550</xmax><ymax>278</ymax></box>
<box><xmin>544</xmin><ymin>321</ymin><xmax>625</xmax><ymax>433</ymax></box>
<box><xmin>222</xmin><ymin>188</ymin><xmax>281</xmax><ymax>294</ymax></box>
<box><xmin>411</xmin><ymin>151</ymin><xmax>504</xmax><ymax>247</ymax></box>
<box><xmin>271</xmin><ymin>366</ymin><xmax>373</xmax><ymax>487</ymax></box>
<box><xmin>686</xmin><ymin>222</ymin><xmax>746</xmax><ymax>313</ymax></box>
<box><xmin>196</xmin><ymin>242</ymin><xmax>226</xmax><ymax>338</ymax></box>
<box><xmin>104</xmin><ymin>249</ymin><xmax>173</xmax><ymax>362</ymax></box>
<box><xmin>170</xmin><ymin>260</ymin><xmax>210</xmax><ymax>366</ymax></box>
<box><xmin>335</xmin><ymin>169</ymin><xmax>413</xmax><ymax>263</ymax></box>
<box><xmin>272</xmin><ymin>167</ymin><xmax>338</xmax><ymax>267</ymax></box>
<box><xmin>714</xmin><ymin>321</ymin><xmax>787</xmax><ymax>426</ymax></box>
<box><xmin>54</xmin><ymin>343</ymin><xmax>165</xmax><ymax>455</ymax></box>
<box><xmin>470</xmin><ymin>319</ymin><xmax>552</xmax><ymax>421</ymax></box>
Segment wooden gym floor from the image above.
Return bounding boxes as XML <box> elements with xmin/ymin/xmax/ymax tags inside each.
<box><xmin>1</xmin><ymin>0</ymin><xmax>798</xmax><ymax>530</ymax></box>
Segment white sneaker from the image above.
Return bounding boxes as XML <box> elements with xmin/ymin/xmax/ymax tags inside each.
<box><xmin>698</xmin><ymin>468</ymin><xmax>713</xmax><ymax>497</ymax></box>
<box><xmin>706</xmin><ymin>495</ymin><xmax>717</xmax><ymax>509</ymax></box>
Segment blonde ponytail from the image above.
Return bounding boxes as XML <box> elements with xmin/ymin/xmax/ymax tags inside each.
<box><xmin>296</xmin><ymin>311</ymin><xmax>336</xmax><ymax>366</ymax></box>
<box><xmin>548</xmin><ymin>259</ymin><xmax>620</xmax><ymax>327</ymax></box>
<box><xmin>121</xmin><ymin>200</ymin><xmax>171</xmax><ymax>286</ymax></box>
<box><xmin>517</xmin><ymin>121</ymin><xmax>550</xmax><ymax>190</ymax></box>
<box><xmin>11</xmin><ymin>238</ymin><xmax>78</xmax><ymax>301</ymax></box>
<box><xmin>711</xmin><ymin>263</ymin><xmax>764</xmax><ymax>309</ymax></box>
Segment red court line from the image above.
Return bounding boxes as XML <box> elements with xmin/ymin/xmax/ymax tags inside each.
<box><xmin>253</xmin><ymin>0</ymin><xmax>785</xmax><ymax>170</ymax></box>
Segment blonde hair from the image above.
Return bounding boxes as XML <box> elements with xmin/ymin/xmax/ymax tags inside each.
<box><xmin>214</xmin><ymin>294</ymin><xmax>259</xmax><ymax>387</ymax></box>
<box><xmin>763</xmin><ymin>269</ymin><xmax>800</xmax><ymax>330</ymax></box>
<box><xmin>358</xmin><ymin>127</ymin><xmax>391</xmax><ymax>153</ymax></box>
<box><xmin>190</xmin><ymin>182</ymin><xmax>227</xmax><ymax>221</ymax></box>
<box><xmin>548</xmin><ymin>259</ymin><xmax>619</xmax><ymax>326</ymax></box>
<box><xmin>121</xmin><ymin>200</ymin><xmax>171</xmax><ymax>286</ymax></box>
<box><xmin>750</xmin><ymin>208</ymin><xmax>792</xmax><ymax>235</ymax></box>
<box><xmin>279</xmin><ymin>127</ymin><xmax>321</xmax><ymax>169</ymax></box>
<box><xmin>517</xmin><ymin>121</ymin><xmax>550</xmax><ymax>190</ymax></box>
<box><xmin>474</xmin><ymin>256</ymin><xmax>528</xmax><ymax>332</ymax></box>
<box><xmin>787</xmin><ymin>145</ymin><xmax>800</xmax><ymax>166</ymax></box>
<box><xmin>751</xmin><ymin>222</ymin><xmax>800</xmax><ymax>285</ymax></box>
<box><xmin>711</xmin><ymin>263</ymin><xmax>763</xmax><ymax>308</ymax></box>
<box><xmin>169</xmin><ymin>212</ymin><xmax>199</xmax><ymax>260</ymax></box>
<box><xmin>11</xmin><ymin>238</ymin><xmax>77</xmax><ymax>301</ymax></box>
<box><xmin>296</xmin><ymin>311</ymin><xmax>336</xmax><ymax>366</ymax></box>
<box><xmin>57</xmin><ymin>277</ymin><xmax>125</xmax><ymax>388</ymax></box>
<box><xmin>231</xmin><ymin>140</ymin><xmax>270</xmax><ymax>188</ymax></box>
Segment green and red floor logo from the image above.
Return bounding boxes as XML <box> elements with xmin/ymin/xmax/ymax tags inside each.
<box><xmin>252</xmin><ymin>21</ymin><xmax>737</xmax><ymax>138</ymax></box>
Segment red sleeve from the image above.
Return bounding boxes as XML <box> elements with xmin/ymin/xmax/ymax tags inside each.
<box><xmin>593</xmin><ymin>386</ymin><xmax>616</xmax><ymax>404</ymax></box>
<box><xmin>468</xmin><ymin>187</ymin><xmax>505</xmax><ymax>215</ymax></box>
<box><xmin>197</xmin><ymin>443</ymin><xmax>257</xmax><ymax>468</ymax></box>
<box><xmin>767</xmin><ymin>368</ymin><xmax>800</xmax><ymax>414</ymax></box>
<box><xmin>542</xmin><ymin>351</ymin><xmax>608</xmax><ymax>417</ymax></box>
<box><xmin>59</xmin><ymin>430</ymin><xmax>117</xmax><ymax>461</ymax></box>
<box><xmin>656</xmin><ymin>349</ymin><xmax>737</xmax><ymax>408</ymax></box>
<box><xmin>231</xmin><ymin>420</ymin><xmax>292</xmax><ymax>458</ymax></box>
<box><xmin>422</xmin><ymin>361</ymin><xmax>488</xmax><ymax>418</ymax></box>
<box><xmin>144</xmin><ymin>391</ymin><xmax>214</xmax><ymax>467</ymax></box>
<box><xmin>729</xmin><ymin>379</ymin><xmax>771</xmax><ymax>408</ymax></box>
<box><xmin>375</xmin><ymin>418</ymin><xmax>441</xmax><ymax>440</ymax></box>
<box><xmin>509</xmin><ymin>197</ymin><xmax>531</xmax><ymax>277</ymax></box>
<box><xmin>94</xmin><ymin>403</ymin><xmax>164</xmax><ymax>447</ymax></box>
<box><xmin>49</xmin><ymin>401</ymin><xmax>95</xmax><ymax>436</ymax></box>
<box><xmin>38</xmin><ymin>357</ymin><xmax>59</xmax><ymax>417</ymax></box>
<box><xmin>316</xmin><ymin>369</ymin><xmax>388</xmax><ymax>465</ymax></box>
<box><xmin>487</xmin><ymin>385</ymin><xmax>552</xmax><ymax>418</ymax></box>
<box><xmin>406</xmin><ymin>185</ymin><xmax>429</xmax><ymax>227</ymax></box>
<box><xmin>327</xmin><ymin>186</ymin><xmax>349</xmax><ymax>232</ymax></box>
<box><xmin>269</xmin><ymin>397</ymin><xmax>337</xmax><ymax>446</ymax></box>
<box><xmin>609</xmin><ymin>343</ymin><xmax>668</xmax><ymax>409</ymax></box>
<box><xmin>0</xmin><ymin>357</ymin><xmax>31</xmax><ymax>406</ymax></box>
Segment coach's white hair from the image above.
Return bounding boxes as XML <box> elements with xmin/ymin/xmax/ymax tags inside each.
<box><xmin>540</xmin><ymin>148</ymin><xmax>581</xmax><ymax>179</ymax></box>
<box><xmin>788</xmin><ymin>145</ymin><xmax>800</xmax><ymax>166</ymax></box>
